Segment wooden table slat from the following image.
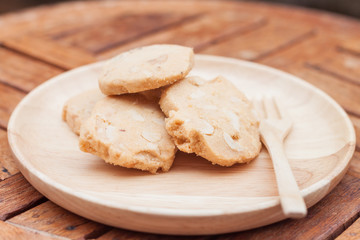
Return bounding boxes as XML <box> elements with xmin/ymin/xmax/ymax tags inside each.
<box><xmin>0</xmin><ymin>1</ymin><xmax>145</xmax><ymax>40</ymax></box>
<box><xmin>279</xmin><ymin>65</ymin><xmax>360</xmax><ymax>117</ymax></box>
<box><xmin>0</xmin><ymin>174</ymin><xmax>44</xmax><ymax>221</ymax></box>
<box><xmin>0</xmin><ymin>83</ymin><xmax>26</xmax><ymax>129</ymax></box>
<box><xmin>258</xmin><ymin>33</ymin><xmax>334</xmax><ymax>69</ymax></box>
<box><xmin>234</xmin><ymin>2</ymin><xmax>360</xmax><ymax>35</ymax></box>
<box><xmin>58</xmin><ymin>12</ymin><xmax>198</xmax><ymax>54</ymax></box>
<box><xmin>307</xmin><ymin>49</ymin><xmax>360</xmax><ymax>87</ymax></box>
<box><xmin>0</xmin><ymin>220</ymin><xmax>60</xmax><ymax>240</ymax></box>
<box><xmin>98</xmin><ymin>10</ymin><xmax>266</xmax><ymax>59</ymax></box>
<box><xmin>257</xmin><ymin>35</ymin><xmax>360</xmax><ymax>117</ymax></box>
<box><xmin>0</xmin><ymin>47</ymin><xmax>63</xmax><ymax>92</ymax></box>
<box><xmin>348</xmin><ymin>152</ymin><xmax>360</xmax><ymax>179</ymax></box>
<box><xmin>336</xmin><ymin>217</ymin><xmax>360</xmax><ymax>240</ymax></box>
<box><xmin>97</xmin><ymin>228</ymin><xmax>210</xmax><ymax>240</ymax></box>
<box><xmin>0</xmin><ymin>129</ymin><xmax>19</xmax><ymax>181</ymax></box>
<box><xmin>201</xmin><ymin>19</ymin><xmax>315</xmax><ymax>61</ymax></box>
<box><xmin>3</xmin><ymin>35</ymin><xmax>97</xmax><ymax>70</ymax></box>
<box><xmin>338</xmin><ymin>38</ymin><xmax>360</xmax><ymax>56</ymax></box>
<box><xmin>349</xmin><ymin>116</ymin><xmax>360</xmax><ymax>150</ymax></box>
<box><xmin>7</xmin><ymin>201</ymin><xmax>110</xmax><ymax>239</ymax></box>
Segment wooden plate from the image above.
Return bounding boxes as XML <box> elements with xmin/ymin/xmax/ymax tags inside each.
<box><xmin>8</xmin><ymin>55</ymin><xmax>355</xmax><ymax>235</ymax></box>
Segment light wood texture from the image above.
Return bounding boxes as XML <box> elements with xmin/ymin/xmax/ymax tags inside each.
<box><xmin>7</xmin><ymin>55</ymin><xmax>355</xmax><ymax>234</ymax></box>
<box><xmin>255</xmin><ymin>97</ymin><xmax>306</xmax><ymax>218</ymax></box>
<box><xmin>1</xmin><ymin>0</ymin><xmax>360</xmax><ymax>238</ymax></box>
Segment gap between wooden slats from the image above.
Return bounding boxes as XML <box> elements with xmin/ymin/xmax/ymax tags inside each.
<box><xmin>0</xmin><ymin>46</ymin><xmax>64</xmax><ymax>92</ymax></box>
<box><xmin>201</xmin><ymin>18</ymin><xmax>315</xmax><ymax>61</ymax></box>
<box><xmin>2</xmin><ymin>36</ymin><xmax>97</xmax><ymax>70</ymax></box>
<box><xmin>97</xmin><ymin>10</ymin><xmax>266</xmax><ymax>59</ymax></box>
<box><xmin>0</xmin><ymin>83</ymin><xmax>26</xmax><ymax>129</ymax></box>
<box><xmin>338</xmin><ymin>38</ymin><xmax>360</xmax><ymax>57</ymax></box>
<box><xmin>57</xmin><ymin>12</ymin><xmax>203</xmax><ymax>54</ymax></box>
<box><xmin>306</xmin><ymin>49</ymin><xmax>360</xmax><ymax>87</ymax></box>
<box><xmin>0</xmin><ymin>221</ymin><xmax>64</xmax><ymax>240</ymax></box>
<box><xmin>0</xmin><ymin>173</ymin><xmax>45</xmax><ymax>221</ymax></box>
<box><xmin>0</xmin><ymin>129</ymin><xmax>19</xmax><ymax>181</ymax></box>
<box><xmin>336</xmin><ymin>215</ymin><xmax>360</xmax><ymax>240</ymax></box>
<box><xmin>7</xmin><ymin>201</ymin><xmax>110</xmax><ymax>239</ymax></box>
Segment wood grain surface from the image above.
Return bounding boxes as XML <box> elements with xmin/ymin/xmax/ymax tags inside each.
<box><xmin>7</xmin><ymin>201</ymin><xmax>109</xmax><ymax>239</ymax></box>
<box><xmin>0</xmin><ymin>0</ymin><xmax>359</xmax><ymax>239</ymax></box>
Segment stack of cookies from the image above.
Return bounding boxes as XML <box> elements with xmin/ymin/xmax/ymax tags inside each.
<box><xmin>62</xmin><ymin>44</ymin><xmax>261</xmax><ymax>174</ymax></box>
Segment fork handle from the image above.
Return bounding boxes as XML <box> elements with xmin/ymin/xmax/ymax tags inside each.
<box><xmin>261</xmin><ymin>132</ymin><xmax>307</xmax><ymax>219</ymax></box>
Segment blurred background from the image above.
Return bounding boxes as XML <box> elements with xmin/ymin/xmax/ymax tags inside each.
<box><xmin>0</xmin><ymin>0</ymin><xmax>360</xmax><ymax>18</ymax></box>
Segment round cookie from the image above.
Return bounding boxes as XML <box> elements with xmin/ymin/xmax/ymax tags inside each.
<box><xmin>79</xmin><ymin>94</ymin><xmax>176</xmax><ymax>173</ymax></box>
<box><xmin>99</xmin><ymin>44</ymin><xmax>194</xmax><ymax>95</ymax></box>
<box><xmin>62</xmin><ymin>89</ymin><xmax>104</xmax><ymax>135</ymax></box>
<box><xmin>159</xmin><ymin>76</ymin><xmax>261</xmax><ymax>166</ymax></box>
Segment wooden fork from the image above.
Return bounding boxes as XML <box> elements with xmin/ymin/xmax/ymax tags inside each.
<box><xmin>254</xmin><ymin>97</ymin><xmax>307</xmax><ymax>218</ymax></box>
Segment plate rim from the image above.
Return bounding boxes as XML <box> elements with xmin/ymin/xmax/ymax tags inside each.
<box><xmin>7</xmin><ymin>54</ymin><xmax>356</xmax><ymax>218</ymax></box>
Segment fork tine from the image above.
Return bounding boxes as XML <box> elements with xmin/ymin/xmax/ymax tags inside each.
<box><xmin>252</xmin><ymin>97</ymin><xmax>266</xmax><ymax>119</ymax></box>
<box><xmin>263</xmin><ymin>96</ymin><xmax>279</xmax><ymax>119</ymax></box>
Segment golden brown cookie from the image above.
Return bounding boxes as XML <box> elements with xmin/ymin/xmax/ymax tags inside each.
<box><xmin>79</xmin><ymin>94</ymin><xmax>176</xmax><ymax>173</ymax></box>
<box><xmin>99</xmin><ymin>44</ymin><xmax>194</xmax><ymax>95</ymax></box>
<box><xmin>62</xmin><ymin>89</ymin><xmax>104</xmax><ymax>135</ymax></box>
<box><xmin>160</xmin><ymin>76</ymin><xmax>261</xmax><ymax>166</ymax></box>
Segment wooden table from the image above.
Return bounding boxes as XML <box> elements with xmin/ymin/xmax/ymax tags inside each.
<box><xmin>0</xmin><ymin>1</ymin><xmax>360</xmax><ymax>239</ymax></box>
